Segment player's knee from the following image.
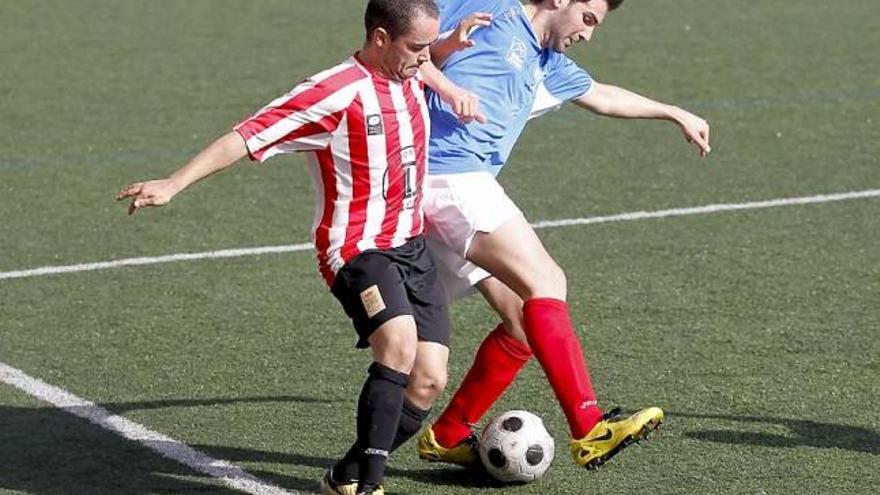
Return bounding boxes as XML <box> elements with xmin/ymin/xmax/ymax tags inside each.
<box><xmin>391</xmin><ymin>346</ymin><xmax>418</xmax><ymax>372</ymax></box>
<box><xmin>408</xmin><ymin>369</ymin><xmax>447</xmax><ymax>405</ymax></box>
<box><xmin>553</xmin><ymin>265</ymin><xmax>568</xmax><ymax>298</ymax></box>
<box><xmin>373</xmin><ymin>333</ymin><xmax>418</xmax><ymax>372</ymax></box>
<box><xmin>421</xmin><ymin>370</ymin><xmax>448</xmax><ymax>400</ymax></box>
<box><xmin>532</xmin><ymin>261</ymin><xmax>567</xmax><ymax>300</ymax></box>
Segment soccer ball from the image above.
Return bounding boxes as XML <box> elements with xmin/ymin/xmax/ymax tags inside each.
<box><xmin>479</xmin><ymin>410</ymin><xmax>555</xmax><ymax>483</ymax></box>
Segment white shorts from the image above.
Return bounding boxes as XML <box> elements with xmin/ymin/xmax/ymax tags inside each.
<box><xmin>423</xmin><ymin>172</ymin><xmax>523</xmax><ymax>301</ymax></box>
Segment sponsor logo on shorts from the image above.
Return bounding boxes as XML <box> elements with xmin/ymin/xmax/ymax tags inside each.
<box><xmin>360</xmin><ymin>285</ymin><xmax>386</xmax><ymax>318</ymax></box>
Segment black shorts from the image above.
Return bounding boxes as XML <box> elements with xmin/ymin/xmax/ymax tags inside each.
<box><xmin>331</xmin><ymin>236</ymin><xmax>450</xmax><ymax>349</ymax></box>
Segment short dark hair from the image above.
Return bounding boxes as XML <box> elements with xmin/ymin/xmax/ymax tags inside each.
<box><xmin>530</xmin><ymin>0</ymin><xmax>624</xmax><ymax>10</ymax></box>
<box><xmin>365</xmin><ymin>0</ymin><xmax>440</xmax><ymax>40</ymax></box>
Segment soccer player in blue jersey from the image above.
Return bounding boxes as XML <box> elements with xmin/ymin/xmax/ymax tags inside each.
<box><xmin>412</xmin><ymin>0</ymin><xmax>712</xmax><ymax>471</ymax></box>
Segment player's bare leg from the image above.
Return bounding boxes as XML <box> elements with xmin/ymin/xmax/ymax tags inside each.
<box><xmin>368</xmin><ymin>315</ymin><xmax>419</xmax><ymax>373</ymax></box>
<box><xmin>467</xmin><ymin>213</ymin><xmax>567</xmax><ymax>300</ymax></box>
<box><xmin>406</xmin><ymin>341</ymin><xmax>449</xmax><ymax>410</ymax></box>
<box><xmin>478</xmin><ymin>277</ymin><xmax>528</xmax><ymax>345</ymax></box>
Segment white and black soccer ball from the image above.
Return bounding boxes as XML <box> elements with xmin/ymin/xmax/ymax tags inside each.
<box><xmin>479</xmin><ymin>410</ymin><xmax>555</xmax><ymax>483</ymax></box>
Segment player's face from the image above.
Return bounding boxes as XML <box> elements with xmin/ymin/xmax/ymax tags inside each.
<box><xmin>382</xmin><ymin>14</ymin><xmax>440</xmax><ymax>81</ymax></box>
<box><xmin>548</xmin><ymin>0</ymin><xmax>609</xmax><ymax>53</ymax></box>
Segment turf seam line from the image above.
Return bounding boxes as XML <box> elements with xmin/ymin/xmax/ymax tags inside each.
<box><xmin>0</xmin><ymin>362</ymin><xmax>300</xmax><ymax>495</ymax></box>
<box><xmin>2</xmin><ymin>188</ymin><xmax>878</xmax><ymax>281</ymax></box>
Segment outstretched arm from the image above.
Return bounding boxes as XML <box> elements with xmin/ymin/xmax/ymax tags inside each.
<box><xmin>575</xmin><ymin>82</ymin><xmax>711</xmax><ymax>156</ymax></box>
<box><xmin>115</xmin><ymin>131</ymin><xmax>248</xmax><ymax>215</ymax></box>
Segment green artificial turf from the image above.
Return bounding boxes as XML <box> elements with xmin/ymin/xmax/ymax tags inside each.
<box><xmin>1</xmin><ymin>1</ymin><xmax>878</xmax><ymax>494</ymax></box>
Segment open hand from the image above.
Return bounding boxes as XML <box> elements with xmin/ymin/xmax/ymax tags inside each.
<box><xmin>449</xmin><ymin>12</ymin><xmax>492</xmax><ymax>51</ymax></box>
<box><xmin>115</xmin><ymin>179</ymin><xmax>181</xmax><ymax>215</ymax></box>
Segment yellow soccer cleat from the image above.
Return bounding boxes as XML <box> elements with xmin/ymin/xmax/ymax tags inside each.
<box><xmin>570</xmin><ymin>407</ymin><xmax>664</xmax><ymax>470</ymax></box>
<box><xmin>417</xmin><ymin>425</ymin><xmax>480</xmax><ymax>467</ymax></box>
<box><xmin>320</xmin><ymin>469</ymin><xmax>384</xmax><ymax>495</ymax></box>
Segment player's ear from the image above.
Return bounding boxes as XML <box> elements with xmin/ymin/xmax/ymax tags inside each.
<box><xmin>372</xmin><ymin>27</ymin><xmax>391</xmax><ymax>47</ymax></box>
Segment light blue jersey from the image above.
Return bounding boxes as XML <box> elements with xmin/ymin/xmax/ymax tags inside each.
<box><xmin>428</xmin><ymin>0</ymin><xmax>593</xmax><ymax>176</ymax></box>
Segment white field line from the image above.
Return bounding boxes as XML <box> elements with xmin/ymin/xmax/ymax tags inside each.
<box><xmin>0</xmin><ymin>244</ymin><xmax>313</xmax><ymax>281</ymax></box>
<box><xmin>0</xmin><ymin>362</ymin><xmax>298</xmax><ymax>495</ymax></box>
<box><xmin>2</xmin><ymin>189</ymin><xmax>879</xmax><ymax>282</ymax></box>
<box><xmin>530</xmin><ymin>188</ymin><xmax>880</xmax><ymax>229</ymax></box>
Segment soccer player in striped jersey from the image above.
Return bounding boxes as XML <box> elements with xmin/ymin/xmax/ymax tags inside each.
<box><xmin>413</xmin><ymin>0</ymin><xmax>712</xmax><ymax>471</ymax></box>
<box><xmin>116</xmin><ymin>1</ymin><xmax>485</xmax><ymax>494</ymax></box>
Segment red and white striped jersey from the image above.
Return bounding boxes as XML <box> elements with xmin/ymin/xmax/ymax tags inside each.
<box><xmin>235</xmin><ymin>55</ymin><xmax>431</xmax><ymax>287</ymax></box>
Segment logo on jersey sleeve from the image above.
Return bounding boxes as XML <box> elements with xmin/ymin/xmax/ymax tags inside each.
<box><xmin>366</xmin><ymin>114</ymin><xmax>384</xmax><ymax>136</ymax></box>
<box><xmin>506</xmin><ymin>37</ymin><xmax>527</xmax><ymax>71</ymax></box>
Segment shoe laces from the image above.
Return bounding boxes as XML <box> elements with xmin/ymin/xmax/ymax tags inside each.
<box><xmin>602</xmin><ymin>407</ymin><xmax>624</xmax><ymax>422</ymax></box>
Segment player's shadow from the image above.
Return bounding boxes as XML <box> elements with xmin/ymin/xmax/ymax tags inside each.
<box><xmin>670</xmin><ymin>410</ymin><xmax>880</xmax><ymax>455</ymax></box>
<box><xmin>106</xmin><ymin>396</ymin><xmax>500</xmax><ymax>489</ymax></box>
<box><xmin>196</xmin><ymin>443</ymin><xmax>500</xmax><ymax>490</ymax></box>
<box><xmin>0</xmin><ymin>395</ymin><xmax>338</xmax><ymax>494</ymax></box>
<box><xmin>390</xmin><ymin>465</ymin><xmax>501</xmax><ymax>489</ymax></box>
<box><xmin>0</xmin><ymin>393</ymin><xmax>502</xmax><ymax>493</ymax></box>
<box><xmin>101</xmin><ymin>394</ymin><xmax>336</xmax><ymax>415</ymax></box>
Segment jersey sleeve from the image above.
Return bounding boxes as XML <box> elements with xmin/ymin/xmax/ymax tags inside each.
<box><xmin>435</xmin><ymin>0</ymin><xmax>468</xmax><ymax>32</ymax></box>
<box><xmin>529</xmin><ymin>54</ymin><xmax>593</xmax><ymax>120</ymax></box>
<box><xmin>234</xmin><ymin>65</ymin><xmax>364</xmax><ymax>162</ymax></box>
<box><xmin>436</xmin><ymin>0</ymin><xmax>509</xmax><ymax>33</ymax></box>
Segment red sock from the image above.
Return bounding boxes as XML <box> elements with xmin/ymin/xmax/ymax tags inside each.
<box><xmin>522</xmin><ymin>298</ymin><xmax>603</xmax><ymax>439</ymax></box>
<box><xmin>433</xmin><ymin>324</ymin><xmax>532</xmax><ymax>448</ymax></box>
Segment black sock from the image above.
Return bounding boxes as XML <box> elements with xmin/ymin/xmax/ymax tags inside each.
<box><xmin>333</xmin><ymin>364</ymin><xmax>408</xmax><ymax>485</ymax></box>
<box><xmin>333</xmin><ymin>398</ymin><xmax>429</xmax><ymax>483</ymax></box>
<box><xmin>391</xmin><ymin>398</ymin><xmax>430</xmax><ymax>452</ymax></box>
<box><xmin>331</xmin><ymin>445</ymin><xmax>361</xmax><ymax>484</ymax></box>
<box><xmin>355</xmin><ymin>362</ymin><xmax>409</xmax><ymax>491</ymax></box>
